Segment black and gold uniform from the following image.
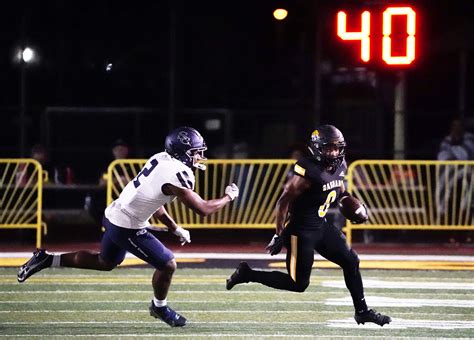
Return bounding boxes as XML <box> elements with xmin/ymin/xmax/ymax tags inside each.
<box><xmin>249</xmin><ymin>157</ymin><xmax>366</xmax><ymax>313</ymax></box>
<box><xmin>226</xmin><ymin>125</ymin><xmax>392</xmax><ymax>326</ymax></box>
<box><xmin>286</xmin><ymin>157</ymin><xmax>367</xmax><ymax>309</ymax></box>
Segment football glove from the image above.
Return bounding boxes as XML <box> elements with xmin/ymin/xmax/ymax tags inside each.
<box><xmin>350</xmin><ymin>204</ymin><xmax>369</xmax><ymax>224</ymax></box>
<box><xmin>265</xmin><ymin>234</ymin><xmax>284</xmax><ymax>256</ymax></box>
<box><xmin>225</xmin><ymin>183</ymin><xmax>239</xmax><ymax>201</ymax></box>
<box><xmin>173</xmin><ymin>226</ymin><xmax>191</xmax><ymax>245</ymax></box>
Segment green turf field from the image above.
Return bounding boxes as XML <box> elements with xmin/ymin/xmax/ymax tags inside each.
<box><xmin>1</xmin><ymin>267</ymin><xmax>473</xmax><ymax>339</ymax></box>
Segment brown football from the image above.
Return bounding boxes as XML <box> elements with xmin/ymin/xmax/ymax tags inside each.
<box><xmin>338</xmin><ymin>195</ymin><xmax>368</xmax><ymax>223</ymax></box>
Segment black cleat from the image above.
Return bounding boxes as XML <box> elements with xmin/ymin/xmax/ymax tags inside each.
<box><xmin>17</xmin><ymin>249</ymin><xmax>52</xmax><ymax>283</ymax></box>
<box><xmin>226</xmin><ymin>261</ymin><xmax>251</xmax><ymax>290</ymax></box>
<box><xmin>355</xmin><ymin>309</ymin><xmax>392</xmax><ymax>326</ymax></box>
<box><xmin>149</xmin><ymin>301</ymin><xmax>187</xmax><ymax>327</ymax></box>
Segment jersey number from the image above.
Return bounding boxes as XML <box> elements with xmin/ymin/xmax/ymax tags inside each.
<box><xmin>318</xmin><ymin>190</ymin><xmax>337</xmax><ymax>218</ymax></box>
<box><xmin>133</xmin><ymin>159</ymin><xmax>158</xmax><ymax>188</ymax></box>
<box><xmin>176</xmin><ymin>171</ymin><xmax>193</xmax><ymax>189</ymax></box>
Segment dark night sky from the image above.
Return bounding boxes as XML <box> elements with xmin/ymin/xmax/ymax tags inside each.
<box><xmin>0</xmin><ymin>0</ymin><xmax>469</xmax><ymax>107</ymax></box>
<box><xmin>0</xmin><ymin>0</ymin><xmax>473</xmax><ymax>181</ymax></box>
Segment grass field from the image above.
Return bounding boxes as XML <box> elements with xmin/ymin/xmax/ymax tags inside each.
<box><xmin>1</xmin><ymin>267</ymin><xmax>473</xmax><ymax>339</ymax></box>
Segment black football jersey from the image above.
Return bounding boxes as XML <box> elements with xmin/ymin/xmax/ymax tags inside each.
<box><xmin>289</xmin><ymin>156</ymin><xmax>347</xmax><ymax>229</ymax></box>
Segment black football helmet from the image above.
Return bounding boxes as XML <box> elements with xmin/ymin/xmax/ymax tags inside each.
<box><xmin>165</xmin><ymin>127</ymin><xmax>207</xmax><ymax>170</ymax></box>
<box><xmin>308</xmin><ymin>124</ymin><xmax>346</xmax><ymax>168</ymax></box>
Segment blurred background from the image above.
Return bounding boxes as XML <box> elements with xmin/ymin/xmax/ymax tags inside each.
<box><xmin>1</xmin><ymin>0</ymin><xmax>472</xmax><ymax>182</ymax></box>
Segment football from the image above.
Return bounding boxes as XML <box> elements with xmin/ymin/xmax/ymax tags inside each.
<box><xmin>338</xmin><ymin>195</ymin><xmax>368</xmax><ymax>224</ymax></box>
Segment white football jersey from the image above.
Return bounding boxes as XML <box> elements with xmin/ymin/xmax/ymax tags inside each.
<box><xmin>105</xmin><ymin>152</ymin><xmax>195</xmax><ymax>229</ymax></box>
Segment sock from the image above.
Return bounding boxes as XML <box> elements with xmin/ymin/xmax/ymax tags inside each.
<box><xmin>51</xmin><ymin>255</ymin><xmax>61</xmax><ymax>268</ymax></box>
<box><xmin>355</xmin><ymin>298</ymin><xmax>368</xmax><ymax>314</ymax></box>
<box><xmin>153</xmin><ymin>297</ymin><xmax>167</xmax><ymax>308</ymax></box>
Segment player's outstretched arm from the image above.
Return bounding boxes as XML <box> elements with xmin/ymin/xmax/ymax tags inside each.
<box><xmin>163</xmin><ymin>183</ymin><xmax>239</xmax><ymax>217</ymax></box>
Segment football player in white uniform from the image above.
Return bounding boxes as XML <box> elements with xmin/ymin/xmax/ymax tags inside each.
<box><xmin>18</xmin><ymin>127</ymin><xmax>239</xmax><ymax>327</ymax></box>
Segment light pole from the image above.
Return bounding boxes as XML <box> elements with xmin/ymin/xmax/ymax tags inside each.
<box><xmin>18</xmin><ymin>47</ymin><xmax>36</xmax><ymax>156</ymax></box>
<box><xmin>393</xmin><ymin>71</ymin><xmax>406</xmax><ymax>159</ymax></box>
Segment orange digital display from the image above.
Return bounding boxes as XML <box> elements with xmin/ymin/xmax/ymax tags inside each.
<box><xmin>337</xmin><ymin>11</ymin><xmax>371</xmax><ymax>62</ymax></box>
<box><xmin>337</xmin><ymin>6</ymin><xmax>417</xmax><ymax>66</ymax></box>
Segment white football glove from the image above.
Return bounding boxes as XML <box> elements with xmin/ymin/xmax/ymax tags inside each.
<box><xmin>225</xmin><ymin>183</ymin><xmax>239</xmax><ymax>201</ymax></box>
<box><xmin>173</xmin><ymin>226</ymin><xmax>191</xmax><ymax>245</ymax></box>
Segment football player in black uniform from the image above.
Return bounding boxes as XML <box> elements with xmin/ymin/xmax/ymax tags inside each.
<box><xmin>226</xmin><ymin>125</ymin><xmax>391</xmax><ymax>327</ymax></box>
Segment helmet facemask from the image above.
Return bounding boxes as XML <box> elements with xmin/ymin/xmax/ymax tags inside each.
<box><xmin>186</xmin><ymin>147</ymin><xmax>208</xmax><ymax>171</ymax></box>
<box><xmin>318</xmin><ymin>142</ymin><xmax>346</xmax><ymax>168</ymax></box>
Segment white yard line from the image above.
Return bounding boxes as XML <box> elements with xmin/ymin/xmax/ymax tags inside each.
<box><xmin>1</xmin><ymin>252</ymin><xmax>473</xmax><ymax>262</ymax></box>
<box><xmin>2</xmin><ymin>297</ymin><xmax>474</xmax><ymax>308</ymax></box>
<box><xmin>0</xmin><ymin>300</ymin><xmax>324</xmax><ymax>304</ymax></box>
<box><xmin>0</xmin><ymin>310</ymin><xmax>471</xmax><ymax>317</ymax></box>
<box><xmin>0</xmin><ymin>290</ymin><xmax>472</xmax><ymax>297</ymax></box>
<box><xmin>0</xmin><ymin>320</ymin><xmax>327</xmax><ymax>325</ymax></box>
<box><xmin>328</xmin><ymin>318</ymin><xmax>474</xmax><ymax>330</ymax></box>
<box><xmin>322</xmin><ymin>279</ymin><xmax>474</xmax><ymax>290</ymax></box>
<box><xmin>1</xmin><ymin>319</ymin><xmax>473</xmax><ymax>329</ymax></box>
<box><xmin>326</xmin><ymin>296</ymin><xmax>474</xmax><ymax>308</ymax></box>
<box><xmin>0</xmin><ymin>282</ymin><xmax>224</xmax><ymax>286</ymax></box>
<box><xmin>0</xmin><ymin>299</ymin><xmax>323</xmax><ymax>305</ymax></box>
<box><xmin>0</xmin><ymin>335</ymin><xmax>409</xmax><ymax>339</ymax></box>
<box><xmin>1</xmin><ymin>274</ymin><xmax>473</xmax><ymax>282</ymax></box>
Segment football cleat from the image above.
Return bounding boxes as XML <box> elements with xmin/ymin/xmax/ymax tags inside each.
<box><xmin>17</xmin><ymin>249</ymin><xmax>52</xmax><ymax>283</ymax></box>
<box><xmin>149</xmin><ymin>301</ymin><xmax>187</xmax><ymax>327</ymax></box>
<box><xmin>354</xmin><ymin>309</ymin><xmax>392</xmax><ymax>326</ymax></box>
<box><xmin>226</xmin><ymin>261</ymin><xmax>251</xmax><ymax>290</ymax></box>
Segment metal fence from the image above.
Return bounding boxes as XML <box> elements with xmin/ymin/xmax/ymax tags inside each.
<box><xmin>344</xmin><ymin>160</ymin><xmax>474</xmax><ymax>244</ymax></box>
<box><xmin>0</xmin><ymin>159</ymin><xmax>45</xmax><ymax>247</ymax></box>
<box><xmin>107</xmin><ymin>159</ymin><xmax>294</xmax><ymax>228</ymax></box>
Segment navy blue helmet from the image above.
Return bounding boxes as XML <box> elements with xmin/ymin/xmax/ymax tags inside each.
<box><xmin>165</xmin><ymin>127</ymin><xmax>207</xmax><ymax>170</ymax></box>
<box><xmin>308</xmin><ymin>125</ymin><xmax>346</xmax><ymax>168</ymax></box>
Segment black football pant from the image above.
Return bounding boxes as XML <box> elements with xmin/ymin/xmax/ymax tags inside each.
<box><xmin>247</xmin><ymin>222</ymin><xmax>368</xmax><ymax>312</ymax></box>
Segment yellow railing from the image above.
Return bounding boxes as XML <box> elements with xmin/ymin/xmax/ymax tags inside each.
<box><xmin>107</xmin><ymin>159</ymin><xmax>294</xmax><ymax>228</ymax></box>
<box><xmin>0</xmin><ymin>159</ymin><xmax>45</xmax><ymax>248</ymax></box>
<box><xmin>344</xmin><ymin>160</ymin><xmax>474</xmax><ymax>244</ymax></box>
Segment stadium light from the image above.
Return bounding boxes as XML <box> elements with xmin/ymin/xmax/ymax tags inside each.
<box><xmin>21</xmin><ymin>47</ymin><xmax>35</xmax><ymax>63</ymax></box>
<box><xmin>273</xmin><ymin>8</ymin><xmax>288</xmax><ymax>20</ymax></box>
